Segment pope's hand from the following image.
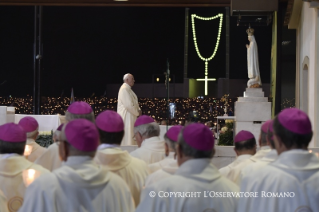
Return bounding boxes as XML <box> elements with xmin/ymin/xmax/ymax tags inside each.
<box><xmin>246</xmin><ymin>44</ymin><xmax>249</xmax><ymax>48</ymax></box>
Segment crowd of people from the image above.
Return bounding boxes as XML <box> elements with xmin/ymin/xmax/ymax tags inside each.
<box><xmin>0</xmin><ymin>95</ymin><xmax>235</xmax><ymax>124</ymax></box>
<box><xmin>0</xmin><ymin>100</ymin><xmax>317</xmax><ymax>212</ymax></box>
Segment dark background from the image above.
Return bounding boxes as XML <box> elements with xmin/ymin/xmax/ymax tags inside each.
<box><xmin>0</xmin><ymin>6</ymin><xmax>272</xmax><ymax>97</ymax></box>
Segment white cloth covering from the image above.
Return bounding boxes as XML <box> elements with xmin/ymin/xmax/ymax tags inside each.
<box><xmin>130</xmin><ymin>136</ymin><xmax>165</xmax><ymax>164</ymax></box>
<box><xmin>94</xmin><ymin>147</ymin><xmax>148</xmax><ymax>206</ymax></box>
<box><xmin>136</xmin><ymin>159</ymin><xmax>239</xmax><ymax>212</ymax></box>
<box><xmin>247</xmin><ymin>35</ymin><xmax>262</xmax><ymax>87</ymax></box>
<box><xmin>117</xmin><ymin>83</ymin><xmax>140</xmax><ymax>146</ymax></box>
<box><xmin>0</xmin><ymin>155</ymin><xmax>49</xmax><ymax>212</ymax></box>
<box><xmin>26</xmin><ymin>138</ymin><xmax>46</xmax><ymax>162</ymax></box>
<box><xmin>241</xmin><ymin>149</ymin><xmax>278</xmax><ymax>178</ymax></box>
<box><xmin>148</xmin><ymin>152</ymin><xmax>176</xmax><ymax>174</ymax></box>
<box><xmin>145</xmin><ymin>158</ymin><xmax>178</xmax><ymax>187</ymax></box>
<box><xmin>34</xmin><ymin>143</ymin><xmax>62</xmax><ymax>171</ymax></box>
<box><xmin>238</xmin><ymin>150</ymin><xmax>319</xmax><ymax>212</ymax></box>
<box><xmin>19</xmin><ymin>156</ymin><xmax>135</xmax><ymax>212</ymax></box>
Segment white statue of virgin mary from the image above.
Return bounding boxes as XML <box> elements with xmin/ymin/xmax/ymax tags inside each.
<box><xmin>246</xmin><ymin>28</ymin><xmax>262</xmax><ymax>88</ymax></box>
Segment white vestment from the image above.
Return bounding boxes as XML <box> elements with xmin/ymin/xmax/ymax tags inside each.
<box><xmin>117</xmin><ymin>83</ymin><xmax>140</xmax><ymax>146</ymax></box>
<box><xmin>130</xmin><ymin>136</ymin><xmax>165</xmax><ymax>164</ymax></box>
<box><xmin>136</xmin><ymin>159</ymin><xmax>239</xmax><ymax>212</ymax></box>
<box><xmin>0</xmin><ymin>154</ymin><xmax>49</xmax><ymax>212</ymax></box>
<box><xmin>238</xmin><ymin>150</ymin><xmax>319</xmax><ymax>212</ymax></box>
<box><xmin>247</xmin><ymin>35</ymin><xmax>262</xmax><ymax>87</ymax></box>
<box><xmin>19</xmin><ymin>156</ymin><xmax>135</xmax><ymax>212</ymax></box>
<box><xmin>0</xmin><ymin>190</ymin><xmax>8</xmax><ymax>212</ymax></box>
<box><xmin>148</xmin><ymin>152</ymin><xmax>176</xmax><ymax>174</ymax></box>
<box><xmin>145</xmin><ymin>158</ymin><xmax>178</xmax><ymax>187</ymax></box>
<box><xmin>34</xmin><ymin>143</ymin><xmax>62</xmax><ymax>171</ymax></box>
<box><xmin>26</xmin><ymin>138</ymin><xmax>46</xmax><ymax>162</ymax></box>
<box><xmin>94</xmin><ymin>147</ymin><xmax>148</xmax><ymax>206</ymax></box>
<box><xmin>219</xmin><ymin>154</ymin><xmax>252</xmax><ymax>177</ymax></box>
<box><xmin>241</xmin><ymin>149</ymin><xmax>278</xmax><ymax>178</ymax></box>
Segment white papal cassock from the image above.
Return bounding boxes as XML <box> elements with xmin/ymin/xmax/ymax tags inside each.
<box><xmin>94</xmin><ymin>147</ymin><xmax>148</xmax><ymax>206</ymax></box>
<box><xmin>136</xmin><ymin>159</ymin><xmax>239</xmax><ymax>212</ymax></box>
<box><xmin>26</xmin><ymin>138</ymin><xmax>46</xmax><ymax>162</ymax></box>
<box><xmin>145</xmin><ymin>159</ymin><xmax>178</xmax><ymax>187</ymax></box>
<box><xmin>148</xmin><ymin>152</ymin><xmax>175</xmax><ymax>173</ymax></box>
<box><xmin>238</xmin><ymin>150</ymin><xmax>319</xmax><ymax>212</ymax></box>
<box><xmin>130</xmin><ymin>136</ymin><xmax>165</xmax><ymax>164</ymax></box>
<box><xmin>117</xmin><ymin>83</ymin><xmax>140</xmax><ymax>146</ymax></box>
<box><xmin>0</xmin><ymin>154</ymin><xmax>49</xmax><ymax>211</ymax></box>
<box><xmin>19</xmin><ymin>156</ymin><xmax>135</xmax><ymax>212</ymax></box>
<box><xmin>34</xmin><ymin>143</ymin><xmax>62</xmax><ymax>171</ymax></box>
<box><xmin>227</xmin><ymin>146</ymin><xmax>271</xmax><ymax>185</ymax></box>
<box><xmin>240</xmin><ymin>149</ymin><xmax>278</xmax><ymax>178</ymax></box>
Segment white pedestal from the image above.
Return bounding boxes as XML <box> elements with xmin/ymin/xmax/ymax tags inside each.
<box><xmin>6</xmin><ymin>107</ymin><xmax>15</xmax><ymax>123</ymax></box>
<box><xmin>0</xmin><ymin>106</ymin><xmax>7</xmax><ymax>125</ymax></box>
<box><xmin>235</xmin><ymin>88</ymin><xmax>271</xmax><ymax>146</ymax></box>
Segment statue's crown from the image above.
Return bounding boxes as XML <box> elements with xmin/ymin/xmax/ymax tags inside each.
<box><xmin>246</xmin><ymin>28</ymin><xmax>254</xmax><ymax>36</ymax></box>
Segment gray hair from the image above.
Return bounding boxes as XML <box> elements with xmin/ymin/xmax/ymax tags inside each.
<box><xmin>123</xmin><ymin>73</ymin><xmax>131</xmax><ymax>82</ymax></box>
<box><xmin>65</xmin><ymin>111</ymin><xmax>95</xmax><ymax>123</ymax></box>
<box><xmin>163</xmin><ymin>134</ymin><xmax>176</xmax><ymax>151</ymax></box>
<box><xmin>60</xmin><ymin>124</ymin><xmax>96</xmax><ymax>157</ymax></box>
<box><xmin>134</xmin><ymin>122</ymin><xmax>160</xmax><ymax>138</ymax></box>
<box><xmin>260</xmin><ymin>131</ymin><xmax>268</xmax><ymax>146</ymax></box>
<box><xmin>53</xmin><ymin>130</ymin><xmax>61</xmax><ymax>141</ymax></box>
<box><xmin>26</xmin><ymin>128</ymin><xmax>39</xmax><ymax>139</ymax></box>
<box><xmin>177</xmin><ymin>128</ymin><xmax>214</xmax><ymax>159</ymax></box>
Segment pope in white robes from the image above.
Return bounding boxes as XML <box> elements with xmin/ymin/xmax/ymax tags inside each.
<box><xmin>137</xmin><ymin>123</ymin><xmax>239</xmax><ymax>212</ymax></box>
<box><xmin>0</xmin><ymin>123</ymin><xmax>49</xmax><ymax>212</ymax></box>
<box><xmin>117</xmin><ymin>73</ymin><xmax>141</xmax><ymax>145</ymax></box>
<box><xmin>238</xmin><ymin>108</ymin><xmax>319</xmax><ymax>212</ymax></box>
<box><xmin>18</xmin><ymin>117</ymin><xmax>46</xmax><ymax>162</ymax></box>
<box><xmin>94</xmin><ymin>110</ymin><xmax>148</xmax><ymax>206</ymax></box>
<box><xmin>130</xmin><ymin>115</ymin><xmax>165</xmax><ymax>164</ymax></box>
<box><xmin>219</xmin><ymin>130</ymin><xmax>256</xmax><ymax>184</ymax></box>
<box><xmin>35</xmin><ymin>102</ymin><xmax>95</xmax><ymax>171</ymax></box>
<box><xmin>145</xmin><ymin>125</ymin><xmax>182</xmax><ymax>186</ymax></box>
<box><xmin>19</xmin><ymin>119</ymin><xmax>135</xmax><ymax>212</ymax></box>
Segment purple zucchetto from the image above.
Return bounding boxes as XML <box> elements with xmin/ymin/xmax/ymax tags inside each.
<box><xmin>18</xmin><ymin>117</ymin><xmax>39</xmax><ymax>132</ymax></box>
<box><xmin>268</xmin><ymin>120</ymin><xmax>274</xmax><ymax>133</ymax></box>
<box><xmin>166</xmin><ymin>125</ymin><xmax>183</xmax><ymax>142</ymax></box>
<box><xmin>134</xmin><ymin>115</ymin><xmax>155</xmax><ymax>127</ymax></box>
<box><xmin>277</xmin><ymin>108</ymin><xmax>312</xmax><ymax>134</ymax></box>
<box><xmin>57</xmin><ymin>124</ymin><xmax>64</xmax><ymax>131</ymax></box>
<box><xmin>67</xmin><ymin>101</ymin><xmax>93</xmax><ymax>115</ymax></box>
<box><xmin>0</xmin><ymin>123</ymin><xmax>26</xmax><ymax>142</ymax></box>
<box><xmin>234</xmin><ymin>130</ymin><xmax>255</xmax><ymax>143</ymax></box>
<box><xmin>182</xmin><ymin>123</ymin><xmax>214</xmax><ymax>151</ymax></box>
<box><xmin>261</xmin><ymin>120</ymin><xmax>272</xmax><ymax>133</ymax></box>
<box><xmin>64</xmin><ymin>119</ymin><xmax>99</xmax><ymax>152</ymax></box>
<box><xmin>96</xmin><ymin>110</ymin><xmax>124</xmax><ymax>132</ymax></box>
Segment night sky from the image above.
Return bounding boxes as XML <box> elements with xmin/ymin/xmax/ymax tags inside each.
<box><xmin>0</xmin><ymin>6</ymin><xmax>272</xmax><ymax>97</ymax></box>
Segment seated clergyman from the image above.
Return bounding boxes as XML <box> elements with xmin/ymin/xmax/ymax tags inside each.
<box><xmin>19</xmin><ymin>119</ymin><xmax>135</xmax><ymax>212</ymax></box>
<box><xmin>136</xmin><ymin>123</ymin><xmax>239</xmax><ymax>212</ymax></box>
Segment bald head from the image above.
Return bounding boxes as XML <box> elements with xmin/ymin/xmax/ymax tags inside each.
<box><xmin>123</xmin><ymin>73</ymin><xmax>135</xmax><ymax>87</ymax></box>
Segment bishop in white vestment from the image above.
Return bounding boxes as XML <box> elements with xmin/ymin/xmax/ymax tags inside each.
<box><xmin>117</xmin><ymin>74</ymin><xmax>141</xmax><ymax>145</ymax></box>
<box><xmin>35</xmin><ymin>102</ymin><xmax>95</xmax><ymax>171</ymax></box>
<box><xmin>94</xmin><ymin>110</ymin><xmax>148</xmax><ymax>206</ymax></box>
<box><xmin>238</xmin><ymin>108</ymin><xmax>319</xmax><ymax>212</ymax></box>
<box><xmin>219</xmin><ymin>130</ymin><xmax>256</xmax><ymax>183</ymax></box>
<box><xmin>19</xmin><ymin>119</ymin><xmax>135</xmax><ymax>212</ymax></box>
<box><xmin>130</xmin><ymin>115</ymin><xmax>165</xmax><ymax>164</ymax></box>
<box><xmin>0</xmin><ymin>123</ymin><xmax>49</xmax><ymax>212</ymax></box>
<box><xmin>137</xmin><ymin>123</ymin><xmax>239</xmax><ymax>212</ymax></box>
<box><xmin>18</xmin><ymin>117</ymin><xmax>46</xmax><ymax>162</ymax></box>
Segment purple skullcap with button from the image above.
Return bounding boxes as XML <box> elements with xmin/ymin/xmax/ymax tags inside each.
<box><xmin>67</xmin><ymin>101</ymin><xmax>93</xmax><ymax>115</ymax></box>
<box><xmin>64</xmin><ymin>119</ymin><xmax>99</xmax><ymax>152</ymax></box>
<box><xmin>277</xmin><ymin>108</ymin><xmax>312</xmax><ymax>134</ymax></box>
<box><xmin>96</xmin><ymin>110</ymin><xmax>124</xmax><ymax>132</ymax></box>
<box><xmin>234</xmin><ymin>130</ymin><xmax>255</xmax><ymax>143</ymax></box>
<box><xmin>18</xmin><ymin>117</ymin><xmax>39</xmax><ymax>132</ymax></box>
<box><xmin>166</xmin><ymin>125</ymin><xmax>183</xmax><ymax>142</ymax></box>
<box><xmin>182</xmin><ymin>123</ymin><xmax>214</xmax><ymax>151</ymax></box>
<box><xmin>134</xmin><ymin>115</ymin><xmax>155</xmax><ymax>127</ymax></box>
<box><xmin>57</xmin><ymin>124</ymin><xmax>64</xmax><ymax>131</ymax></box>
<box><xmin>261</xmin><ymin>120</ymin><xmax>272</xmax><ymax>133</ymax></box>
<box><xmin>0</xmin><ymin>123</ymin><xmax>26</xmax><ymax>142</ymax></box>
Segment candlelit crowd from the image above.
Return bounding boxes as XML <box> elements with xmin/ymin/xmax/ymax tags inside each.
<box><xmin>0</xmin><ymin>99</ymin><xmax>318</xmax><ymax>212</ymax></box>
